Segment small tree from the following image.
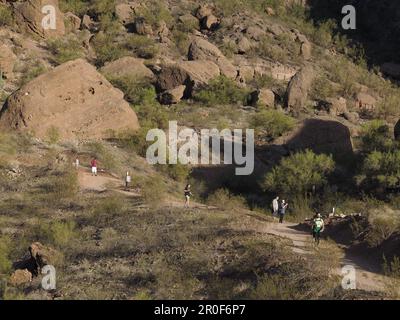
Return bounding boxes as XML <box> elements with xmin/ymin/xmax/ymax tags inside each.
<box><xmin>359</xmin><ymin>120</ymin><xmax>394</xmax><ymax>153</ymax></box>
<box><xmin>263</xmin><ymin>149</ymin><xmax>335</xmax><ymax>197</ymax></box>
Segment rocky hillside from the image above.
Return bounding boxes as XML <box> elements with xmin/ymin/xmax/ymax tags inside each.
<box><xmin>1</xmin><ymin>0</ymin><xmax>400</xmax><ymax>300</ymax></box>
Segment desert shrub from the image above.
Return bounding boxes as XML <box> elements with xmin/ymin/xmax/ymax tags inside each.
<box><xmin>0</xmin><ymin>4</ymin><xmax>13</xmax><ymax>27</ymax></box>
<box><xmin>51</xmin><ymin>169</ymin><xmax>79</xmax><ymax>199</ymax></box>
<box><xmin>125</xmin><ymin>34</ymin><xmax>158</xmax><ymax>59</ymax></box>
<box><xmin>195</xmin><ymin>76</ymin><xmax>249</xmax><ymax>106</ymax></box>
<box><xmin>140</xmin><ymin>176</ymin><xmax>166</xmax><ymax>207</ymax></box>
<box><xmin>312</xmin><ymin>20</ymin><xmax>336</xmax><ymax>48</ymax></box>
<box><xmin>249</xmin><ymin>110</ymin><xmax>295</xmax><ymax>140</ymax></box>
<box><xmin>45</xmin><ymin>126</ymin><xmax>60</xmax><ymax>145</ymax></box>
<box><xmin>366</xmin><ymin>207</ymin><xmax>400</xmax><ymax>247</ymax></box>
<box><xmin>157</xmin><ymin>163</ymin><xmax>192</xmax><ymax>182</ymax></box>
<box><xmin>107</xmin><ymin>75</ymin><xmax>156</xmax><ymax>106</ymax></box>
<box><xmin>19</xmin><ymin>62</ymin><xmax>47</xmax><ymax>86</ymax></box>
<box><xmin>59</xmin><ymin>0</ymin><xmax>88</xmax><ymax>16</ymax></box>
<box><xmin>90</xmin><ymin>195</ymin><xmax>127</xmax><ymax>225</ymax></box>
<box><xmin>33</xmin><ymin>221</ymin><xmax>76</xmax><ymax>248</ymax></box>
<box><xmin>207</xmin><ymin>188</ymin><xmax>248</xmax><ymax>211</ymax></box>
<box><xmin>263</xmin><ymin>150</ymin><xmax>335</xmax><ymax>197</ymax></box>
<box><xmin>310</xmin><ymin>75</ymin><xmax>336</xmax><ymax>100</ymax></box>
<box><xmin>0</xmin><ymin>236</ymin><xmax>11</xmax><ymax>276</ymax></box>
<box><xmin>92</xmin><ymin>32</ymin><xmax>128</xmax><ymax>66</ymax></box>
<box><xmin>376</xmin><ymin>92</ymin><xmax>400</xmax><ymax>120</ymax></box>
<box><xmin>87</xmin><ymin>142</ymin><xmax>118</xmax><ymax>171</ymax></box>
<box><xmin>359</xmin><ymin>120</ymin><xmax>394</xmax><ymax>153</ymax></box>
<box><xmin>47</xmin><ymin>36</ymin><xmax>85</xmax><ymax>65</ymax></box>
<box><xmin>171</xmin><ymin>29</ymin><xmax>190</xmax><ymax>56</ymax></box>
<box><xmin>134</xmin><ymin>1</ymin><xmax>173</xmax><ymax>28</ymax></box>
<box><xmin>250</xmin><ymin>274</ymin><xmax>297</xmax><ymax>299</ymax></box>
<box><xmin>359</xmin><ymin>150</ymin><xmax>400</xmax><ymax>191</ymax></box>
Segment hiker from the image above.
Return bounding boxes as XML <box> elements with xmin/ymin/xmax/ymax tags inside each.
<box><xmin>184</xmin><ymin>184</ymin><xmax>192</xmax><ymax>208</ymax></box>
<box><xmin>90</xmin><ymin>157</ymin><xmax>97</xmax><ymax>176</ymax></box>
<box><xmin>125</xmin><ymin>171</ymin><xmax>131</xmax><ymax>190</ymax></box>
<box><xmin>278</xmin><ymin>200</ymin><xmax>288</xmax><ymax>223</ymax></box>
<box><xmin>272</xmin><ymin>196</ymin><xmax>279</xmax><ymax>216</ymax></box>
<box><xmin>75</xmin><ymin>157</ymin><xmax>79</xmax><ymax>169</ymax></box>
<box><xmin>312</xmin><ymin>213</ymin><xmax>325</xmax><ymax>246</ymax></box>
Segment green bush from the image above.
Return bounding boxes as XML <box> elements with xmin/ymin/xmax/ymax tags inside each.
<box><xmin>263</xmin><ymin>149</ymin><xmax>335</xmax><ymax>197</ymax></box>
<box><xmin>19</xmin><ymin>62</ymin><xmax>47</xmax><ymax>86</ymax></box>
<box><xmin>0</xmin><ymin>5</ymin><xmax>13</xmax><ymax>27</ymax></box>
<box><xmin>59</xmin><ymin>0</ymin><xmax>88</xmax><ymax>16</ymax></box>
<box><xmin>140</xmin><ymin>176</ymin><xmax>166</xmax><ymax>207</ymax></box>
<box><xmin>0</xmin><ymin>236</ymin><xmax>11</xmax><ymax>275</ymax></box>
<box><xmin>52</xmin><ymin>169</ymin><xmax>79</xmax><ymax>199</ymax></box>
<box><xmin>47</xmin><ymin>37</ymin><xmax>85</xmax><ymax>65</ymax></box>
<box><xmin>195</xmin><ymin>76</ymin><xmax>249</xmax><ymax>106</ymax></box>
<box><xmin>360</xmin><ymin>150</ymin><xmax>400</xmax><ymax>191</ymax></box>
<box><xmin>310</xmin><ymin>75</ymin><xmax>336</xmax><ymax>100</ymax></box>
<box><xmin>92</xmin><ymin>32</ymin><xmax>128</xmax><ymax>66</ymax></box>
<box><xmin>45</xmin><ymin>126</ymin><xmax>61</xmax><ymax>145</ymax></box>
<box><xmin>366</xmin><ymin>207</ymin><xmax>400</xmax><ymax>247</ymax></box>
<box><xmin>34</xmin><ymin>221</ymin><xmax>76</xmax><ymax>248</ymax></box>
<box><xmin>359</xmin><ymin>120</ymin><xmax>394</xmax><ymax>153</ymax></box>
<box><xmin>157</xmin><ymin>163</ymin><xmax>192</xmax><ymax>182</ymax></box>
<box><xmin>107</xmin><ymin>75</ymin><xmax>156</xmax><ymax>106</ymax></box>
<box><xmin>207</xmin><ymin>188</ymin><xmax>248</xmax><ymax>211</ymax></box>
<box><xmin>249</xmin><ymin>110</ymin><xmax>295</xmax><ymax>140</ymax></box>
<box><xmin>125</xmin><ymin>34</ymin><xmax>159</xmax><ymax>59</ymax></box>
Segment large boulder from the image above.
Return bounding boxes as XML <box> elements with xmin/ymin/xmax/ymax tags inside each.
<box><xmin>0</xmin><ymin>43</ymin><xmax>16</xmax><ymax>79</ymax></box>
<box><xmin>188</xmin><ymin>37</ymin><xmax>237</xmax><ymax>79</ymax></box>
<box><xmin>249</xmin><ymin>88</ymin><xmax>275</xmax><ymax>107</ymax></box>
<box><xmin>284</xmin><ymin>118</ymin><xmax>353</xmax><ymax>158</ymax></box>
<box><xmin>286</xmin><ymin>67</ymin><xmax>314</xmax><ymax>111</ymax></box>
<box><xmin>0</xmin><ymin>59</ymin><xmax>140</xmax><ymax>141</ymax></box>
<box><xmin>157</xmin><ymin>60</ymin><xmax>220</xmax><ymax>95</ymax></box>
<box><xmin>100</xmin><ymin>56</ymin><xmax>154</xmax><ymax>80</ymax></box>
<box><xmin>160</xmin><ymin>85</ymin><xmax>186</xmax><ymax>105</ymax></box>
<box><xmin>14</xmin><ymin>0</ymin><xmax>65</xmax><ymax>38</ymax></box>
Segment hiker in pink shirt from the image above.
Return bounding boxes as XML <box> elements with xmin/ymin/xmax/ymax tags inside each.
<box><xmin>91</xmin><ymin>158</ymin><xmax>98</xmax><ymax>176</ymax></box>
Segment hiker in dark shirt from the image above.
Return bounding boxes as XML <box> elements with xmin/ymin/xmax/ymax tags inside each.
<box><xmin>184</xmin><ymin>184</ymin><xmax>192</xmax><ymax>208</ymax></box>
<box><xmin>278</xmin><ymin>200</ymin><xmax>288</xmax><ymax>223</ymax></box>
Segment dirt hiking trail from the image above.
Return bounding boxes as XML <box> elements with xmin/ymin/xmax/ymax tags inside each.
<box><xmin>77</xmin><ymin>168</ymin><xmax>388</xmax><ymax>294</ymax></box>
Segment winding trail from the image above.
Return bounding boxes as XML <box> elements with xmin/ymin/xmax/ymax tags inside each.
<box><xmin>77</xmin><ymin>168</ymin><xmax>388</xmax><ymax>294</ymax></box>
<box><xmin>263</xmin><ymin>221</ymin><xmax>387</xmax><ymax>292</ymax></box>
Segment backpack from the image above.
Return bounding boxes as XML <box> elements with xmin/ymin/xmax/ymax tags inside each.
<box><xmin>313</xmin><ymin>218</ymin><xmax>323</xmax><ymax>232</ymax></box>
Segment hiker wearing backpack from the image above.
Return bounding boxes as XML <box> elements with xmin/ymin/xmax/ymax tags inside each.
<box><xmin>125</xmin><ymin>171</ymin><xmax>131</xmax><ymax>190</ymax></box>
<box><xmin>272</xmin><ymin>196</ymin><xmax>279</xmax><ymax>217</ymax></box>
<box><xmin>312</xmin><ymin>213</ymin><xmax>325</xmax><ymax>246</ymax></box>
<box><xmin>278</xmin><ymin>199</ymin><xmax>288</xmax><ymax>223</ymax></box>
<box><xmin>184</xmin><ymin>184</ymin><xmax>192</xmax><ymax>208</ymax></box>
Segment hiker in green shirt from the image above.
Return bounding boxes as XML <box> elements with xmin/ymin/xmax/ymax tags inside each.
<box><xmin>312</xmin><ymin>213</ymin><xmax>325</xmax><ymax>246</ymax></box>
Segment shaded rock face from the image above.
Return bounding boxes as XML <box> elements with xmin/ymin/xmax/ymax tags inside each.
<box><xmin>286</xmin><ymin>67</ymin><xmax>314</xmax><ymax>111</ymax></box>
<box><xmin>286</xmin><ymin>118</ymin><xmax>353</xmax><ymax>158</ymax></box>
<box><xmin>156</xmin><ymin>60</ymin><xmax>220</xmax><ymax>100</ymax></box>
<box><xmin>0</xmin><ymin>59</ymin><xmax>140</xmax><ymax>141</ymax></box>
<box><xmin>14</xmin><ymin>0</ymin><xmax>65</xmax><ymax>38</ymax></box>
